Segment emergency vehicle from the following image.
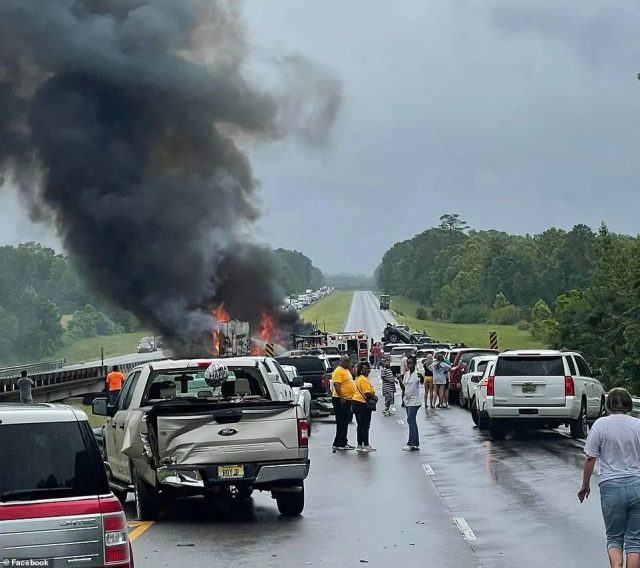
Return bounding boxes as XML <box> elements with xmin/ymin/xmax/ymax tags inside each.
<box><xmin>326</xmin><ymin>331</ymin><xmax>370</xmax><ymax>362</ymax></box>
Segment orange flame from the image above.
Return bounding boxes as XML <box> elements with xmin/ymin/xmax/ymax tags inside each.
<box><xmin>260</xmin><ymin>311</ymin><xmax>275</xmax><ymax>342</ymax></box>
<box><xmin>213</xmin><ymin>304</ymin><xmax>230</xmax><ymax>323</ymax></box>
<box><xmin>212</xmin><ymin>330</ymin><xmax>220</xmax><ymax>356</ymax></box>
<box><xmin>250</xmin><ymin>343</ymin><xmax>262</xmax><ymax>356</ymax></box>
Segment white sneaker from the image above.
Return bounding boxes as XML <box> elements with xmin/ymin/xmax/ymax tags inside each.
<box><xmin>356</xmin><ymin>444</ymin><xmax>364</xmax><ymax>451</ymax></box>
<box><xmin>382</xmin><ymin>410</ymin><xmax>390</xmax><ymax>416</ymax></box>
<box><xmin>364</xmin><ymin>445</ymin><xmax>377</xmax><ymax>452</ymax></box>
<box><xmin>402</xmin><ymin>445</ymin><xmax>413</xmax><ymax>451</ymax></box>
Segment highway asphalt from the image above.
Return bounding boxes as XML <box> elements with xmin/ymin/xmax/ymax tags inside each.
<box><xmin>126</xmin><ymin>291</ymin><xmax>608</xmax><ymax>567</ymax></box>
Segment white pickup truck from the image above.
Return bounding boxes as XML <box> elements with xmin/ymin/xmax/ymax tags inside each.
<box><xmin>93</xmin><ymin>357</ymin><xmax>310</xmax><ymax>520</ymax></box>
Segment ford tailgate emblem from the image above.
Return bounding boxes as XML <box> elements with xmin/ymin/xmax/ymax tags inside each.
<box><xmin>219</xmin><ymin>428</ymin><xmax>238</xmax><ymax>436</ymax></box>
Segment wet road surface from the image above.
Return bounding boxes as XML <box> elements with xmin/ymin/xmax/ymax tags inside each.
<box><xmin>127</xmin><ymin>291</ymin><xmax>609</xmax><ymax>567</ymax></box>
<box><xmin>343</xmin><ymin>291</ymin><xmax>396</xmax><ymax>337</ymax></box>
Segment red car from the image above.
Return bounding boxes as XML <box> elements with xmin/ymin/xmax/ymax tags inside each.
<box><xmin>445</xmin><ymin>348</ymin><xmax>499</xmax><ymax>404</ymax></box>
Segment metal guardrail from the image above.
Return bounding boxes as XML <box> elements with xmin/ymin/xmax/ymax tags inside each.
<box><xmin>0</xmin><ymin>360</ymin><xmax>66</xmax><ymax>380</ymax></box>
<box><xmin>0</xmin><ymin>358</ymin><xmax>164</xmax><ymax>400</ymax></box>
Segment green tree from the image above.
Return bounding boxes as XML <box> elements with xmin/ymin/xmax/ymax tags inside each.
<box><xmin>439</xmin><ymin>213</ymin><xmax>469</xmax><ymax>232</ymax></box>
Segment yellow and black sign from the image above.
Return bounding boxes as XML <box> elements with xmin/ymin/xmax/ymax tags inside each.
<box><xmin>265</xmin><ymin>343</ymin><xmax>275</xmax><ymax>357</ymax></box>
<box><xmin>489</xmin><ymin>331</ymin><xmax>499</xmax><ymax>350</ymax></box>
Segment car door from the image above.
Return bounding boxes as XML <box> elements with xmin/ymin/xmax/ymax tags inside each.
<box><xmin>574</xmin><ymin>355</ymin><xmax>598</xmax><ymax>416</ymax></box>
<box><xmin>263</xmin><ymin>360</ymin><xmax>294</xmax><ymax>402</ymax></box>
<box><xmin>108</xmin><ymin>370</ymin><xmax>141</xmax><ymax>481</ymax></box>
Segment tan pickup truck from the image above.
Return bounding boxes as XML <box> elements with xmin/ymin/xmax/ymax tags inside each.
<box><xmin>93</xmin><ymin>357</ymin><xmax>310</xmax><ymax>520</ymax></box>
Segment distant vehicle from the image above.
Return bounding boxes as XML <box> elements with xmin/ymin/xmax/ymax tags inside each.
<box><xmin>0</xmin><ymin>404</ymin><xmax>133</xmax><ymax>565</ymax></box>
<box><xmin>137</xmin><ymin>337</ymin><xmax>156</xmax><ymax>353</ymax></box>
<box><xmin>389</xmin><ymin>345</ymin><xmax>417</xmax><ymax>375</ymax></box>
<box><xmin>277</xmin><ymin>355</ymin><xmax>331</xmax><ymax>399</ymax></box>
<box><xmin>326</xmin><ymin>331</ymin><xmax>369</xmax><ymax>362</ymax></box>
<box><xmin>476</xmin><ymin>350</ymin><xmax>605</xmax><ymax>440</ymax></box>
<box><xmin>382</xmin><ymin>324</ymin><xmax>415</xmax><ymax>344</ymax></box>
<box><xmin>94</xmin><ymin>357</ymin><xmax>308</xmax><ymax>518</ymax></box>
<box><xmin>443</xmin><ymin>348</ymin><xmax>500</xmax><ymax>404</ymax></box>
<box><xmin>318</xmin><ymin>346</ymin><xmax>340</xmax><ymax>356</ymax></box>
<box><xmin>379</xmin><ymin>294</ymin><xmax>390</xmax><ymax>310</ymax></box>
<box><xmin>279</xmin><ymin>364</ymin><xmax>312</xmax><ymax>434</ymax></box>
<box><xmin>459</xmin><ymin>355</ymin><xmax>497</xmax><ymax>409</ymax></box>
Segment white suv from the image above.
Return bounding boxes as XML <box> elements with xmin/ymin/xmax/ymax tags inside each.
<box><xmin>478</xmin><ymin>350</ymin><xmax>605</xmax><ymax>440</ymax></box>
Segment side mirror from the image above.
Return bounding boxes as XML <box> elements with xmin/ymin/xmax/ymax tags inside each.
<box><xmin>92</xmin><ymin>397</ymin><xmax>115</xmax><ymax>417</ymax></box>
<box><xmin>291</xmin><ymin>377</ymin><xmax>304</xmax><ymax>388</ymax></box>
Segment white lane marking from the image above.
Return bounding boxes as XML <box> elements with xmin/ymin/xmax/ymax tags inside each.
<box><xmin>452</xmin><ymin>517</ymin><xmax>477</xmax><ymax>541</ymax></box>
<box><xmin>397</xmin><ymin>419</ymin><xmax>404</xmax><ymax>425</ymax></box>
<box><xmin>422</xmin><ymin>464</ymin><xmax>435</xmax><ymax>476</ymax></box>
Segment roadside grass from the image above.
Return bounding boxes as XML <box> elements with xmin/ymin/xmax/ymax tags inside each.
<box><xmin>300</xmin><ymin>291</ymin><xmax>354</xmax><ymax>332</ymax></box>
<box><xmin>384</xmin><ymin>295</ymin><xmax>546</xmax><ymax>350</ymax></box>
<box><xmin>52</xmin><ymin>331</ymin><xmax>153</xmax><ymax>365</ymax></box>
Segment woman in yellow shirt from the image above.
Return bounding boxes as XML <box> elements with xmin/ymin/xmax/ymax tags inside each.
<box><xmin>352</xmin><ymin>362</ymin><xmax>377</xmax><ymax>452</ymax></box>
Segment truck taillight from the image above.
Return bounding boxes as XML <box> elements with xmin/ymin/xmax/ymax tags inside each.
<box><xmin>486</xmin><ymin>376</ymin><xmax>495</xmax><ymax>397</ymax></box>
<box><xmin>565</xmin><ymin>376</ymin><xmax>575</xmax><ymax>397</ymax></box>
<box><xmin>298</xmin><ymin>419</ymin><xmax>309</xmax><ymax>448</ymax></box>
<box><xmin>320</xmin><ymin>373</ymin><xmax>328</xmax><ymax>389</ymax></box>
<box><xmin>100</xmin><ymin>495</ymin><xmax>132</xmax><ymax>567</ymax></box>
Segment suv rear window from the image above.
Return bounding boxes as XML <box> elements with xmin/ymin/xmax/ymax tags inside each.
<box><xmin>495</xmin><ymin>356</ymin><xmax>565</xmax><ymax>377</ymax></box>
<box><xmin>277</xmin><ymin>357</ymin><xmax>325</xmax><ymax>373</ymax></box>
<box><xmin>0</xmin><ymin>421</ymin><xmax>108</xmax><ymax>502</ymax></box>
<box><xmin>459</xmin><ymin>351</ymin><xmax>497</xmax><ymax>365</ymax></box>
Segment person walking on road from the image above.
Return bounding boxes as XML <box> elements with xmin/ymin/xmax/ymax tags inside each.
<box><xmin>422</xmin><ymin>353</ymin><xmax>435</xmax><ymax>408</ymax></box>
<box><xmin>352</xmin><ymin>362</ymin><xmax>377</xmax><ymax>452</ymax></box>
<box><xmin>429</xmin><ymin>354</ymin><xmax>451</xmax><ymax>409</ymax></box>
<box><xmin>579</xmin><ymin>388</ymin><xmax>640</xmax><ymax>568</ymax></box>
<box><xmin>331</xmin><ymin>355</ymin><xmax>356</xmax><ymax>451</ymax></box>
<box><xmin>106</xmin><ymin>365</ymin><xmax>125</xmax><ymax>406</ymax></box>
<box><xmin>381</xmin><ymin>356</ymin><xmax>396</xmax><ymax>416</ymax></box>
<box><xmin>402</xmin><ymin>356</ymin><xmax>422</xmax><ymax>451</ymax></box>
<box><xmin>17</xmin><ymin>370</ymin><xmax>34</xmax><ymax>404</ymax></box>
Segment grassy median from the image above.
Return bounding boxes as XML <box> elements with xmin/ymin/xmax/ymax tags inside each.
<box><xmin>52</xmin><ymin>331</ymin><xmax>154</xmax><ymax>365</ymax></box>
<box><xmin>383</xmin><ymin>295</ymin><xmax>546</xmax><ymax>350</ymax></box>
<box><xmin>300</xmin><ymin>291</ymin><xmax>354</xmax><ymax>333</ymax></box>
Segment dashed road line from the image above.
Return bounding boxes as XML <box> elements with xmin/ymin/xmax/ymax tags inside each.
<box><xmin>128</xmin><ymin>521</ymin><xmax>154</xmax><ymax>542</ymax></box>
<box><xmin>397</xmin><ymin>419</ymin><xmax>404</xmax><ymax>425</ymax></box>
<box><xmin>452</xmin><ymin>517</ymin><xmax>477</xmax><ymax>541</ymax></box>
<box><xmin>422</xmin><ymin>464</ymin><xmax>435</xmax><ymax>476</ymax></box>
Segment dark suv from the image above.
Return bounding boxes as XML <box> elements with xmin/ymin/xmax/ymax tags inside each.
<box><xmin>276</xmin><ymin>355</ymin><xmax>331</xmax><ymax>399</ymax></box>
<box><xmin>0</xmin><ymin>404</ymin><xmax>133</xmax><ymax>567</ymax></box>
<box><xmin>445</xmin><ymin>348</ymin><xmax>499</xmax><ymax>404</ymax></box>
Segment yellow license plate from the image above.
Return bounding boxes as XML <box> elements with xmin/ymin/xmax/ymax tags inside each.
<box><xmin>218</xmin><ymin>465</ymin><xmax>244</xmax><ymax>479</ymax></box>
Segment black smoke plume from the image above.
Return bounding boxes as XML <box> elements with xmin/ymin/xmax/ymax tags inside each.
<box><xmin>0</xmin><ymin>0</ymin><xmax>340</xmax><ymax>350</ymax></box>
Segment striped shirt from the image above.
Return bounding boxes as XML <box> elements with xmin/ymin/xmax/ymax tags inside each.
<box><xmin>381</xmin><ymin>367</ymin><xmax>396</xmax><ymax>396</ymax></box>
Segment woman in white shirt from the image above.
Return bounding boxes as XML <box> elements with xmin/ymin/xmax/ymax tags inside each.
<box><xmin>402</xmin><ymin>356</ymin><xmax>422</xmax><ymax>451</ymax></box>
<box><xmin>579</xmin><ymin>388</ymin><xmax>640</xmax><ymax>568</ymax></box>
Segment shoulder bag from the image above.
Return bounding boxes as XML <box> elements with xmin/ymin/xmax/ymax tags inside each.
<box><xmin>357</xmin><ymin>379</ymin><xmax>378</xmax><ymax>411</ymax></box>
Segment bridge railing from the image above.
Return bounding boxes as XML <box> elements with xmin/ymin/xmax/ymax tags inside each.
<box><xmin>0</xmin><ymin>360</ymin><xmax>66</xmax><ymax>380</ymax></box>
<box><xmin>0</xmin><ymin>358</ymin><xmax>164</xmax><ymax>400</ymax></box>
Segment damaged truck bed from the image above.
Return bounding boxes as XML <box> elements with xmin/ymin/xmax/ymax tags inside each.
<box><xmin>93</xmin><ymin>357</ymin><xmax>310</xmax><ymax>520</ymax></box>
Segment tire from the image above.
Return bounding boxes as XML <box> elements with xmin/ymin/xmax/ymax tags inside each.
<box><xmin>459</xmin><ymin>388</ymin><xmax>467</xmax><ymax>409</ymax></box>
<box><xmin>570</xmin><ymin>400</ymin><xmax>588</xmax><ymax>439</ymax></box>
<box><xmin>134</xmin><ymin>469</ymin><xmax>160</xmax><ymax>521</ymax></box>
<box><xmin>276</xmin><ymin>486</ymin><xmax>305</xmax><ymax>517</ymax></box>
<box><xmin>470</xmin><ymin>397</ymin><xmax>479</xmax><ymax>426</ymax></box>
<box><xmin>389</xmin><ymin>333</ymin><xmax>399</xmax><ymax>343</ymax></box>
<box><xmin>478</xmin><ymin>411</ymin><xmax>490</xmax><ymax>431</ymax></box>
<box><xmin>490</xmin><ymin>420</ymin><xmax>507</xmax><ymax>441</ymax></box>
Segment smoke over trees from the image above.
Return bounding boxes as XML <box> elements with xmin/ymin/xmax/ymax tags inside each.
<box><xmin>0</xmin><ymin>0</ymin><xmax>341</xmax><ymax>349</ymax></box>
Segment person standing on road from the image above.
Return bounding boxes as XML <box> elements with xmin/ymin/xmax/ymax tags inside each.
<box><xmin>331</xmin><ymin>355</ymin><xmax>356</xmax><ymax>451</ymax></box>
<box><xmin>17</xmin><ymin>370</ymin><xmax>34</xmax><ymax>404</ymax></box>
<box><xmin>372</xmin><ymin>343</ymin><xmax>382</xmax><ymax>369</ymax></box>
<box><xmin>402</xmin><ymin>356</ymin><xmax>422</xmax><ymax>451</ymax></box>
<box><xmin>399</xmin><ymin>351</ymin><xmax>410</xmax><ymax>407</ymax></box>
<box><xmin>422</xmin><ymin>353</ymin><xmax>435</xmax><ymax>408</ymax></box>
<box><xmin>429</xmin><ymin>354</ymin><xmax>451</xmax><ymax>409</ymax></box>
<box><xmin>106</xmin><ymin>365</ymin><xmax>125</xmax><ymax>406</ymax></box>
<box><xmin>352</xmin><ymin>362</ymin><xmax>377</xmax><ymax>452</ymax></box>
<box><xmin>579</xmin><ymin>388</ymin><xmax>640</xmax><ymax>568</ymax></box>
<box><xmin>381</xmin><ymin>356</ymin><xmax>396</xmax><ymax>416</ymax></box>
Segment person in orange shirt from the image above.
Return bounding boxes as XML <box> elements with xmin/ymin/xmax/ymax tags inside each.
<box><xmin>106</xmin><ymin>365</ymin><xmax>125</xmax><ymax>406</ymax></box>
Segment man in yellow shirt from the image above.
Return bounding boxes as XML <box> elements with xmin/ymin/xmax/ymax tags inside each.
<box><xmin>332</xmin><ymin>355</ymin><xmax>355</xmax><ymax>450</ymax></box>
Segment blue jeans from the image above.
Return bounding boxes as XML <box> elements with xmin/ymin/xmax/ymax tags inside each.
<box><xmin>600</xmin><ymin>477</ymin><xmax>640</xmax><ymax>553</ymax></box>
<box><xmin>406</xmin><ymin>405</ymin><xmax>420</xmax><ymax>447</ymax></box>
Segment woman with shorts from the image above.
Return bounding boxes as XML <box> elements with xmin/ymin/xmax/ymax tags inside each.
<box><xmin>429</xmin><ymin>354</ymin><xmax>451</xmax><ymax>409</ymax></box>
<box><xmin>579</xmin><ymin>388</ymin><xmax>640</xmax><ymax>568</ymax></box>
<box><xmin>422</xmin><ymin>353</ymin><xmax>434</xmax><ymax>408</ymax></box>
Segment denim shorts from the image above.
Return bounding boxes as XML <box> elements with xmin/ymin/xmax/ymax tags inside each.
<box><xmin>600</xmin><ymin>476</ymin><xmax>640</xmax><ymax>553</ymax></box>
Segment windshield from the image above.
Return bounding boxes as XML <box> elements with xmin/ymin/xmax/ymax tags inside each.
<box><xmin>143</xmin><ymin>366</ymin><xmax>269</xmax><ymax>402</ymax></box>
<box><xmin>0</xmin><ymin>421</ymin><xmax>108</xmax><ymax>502</ymax></box>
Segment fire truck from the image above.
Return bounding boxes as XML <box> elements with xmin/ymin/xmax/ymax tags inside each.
<box><xmin>326</xmin><ymin>331</ymin><xmax>370</xmax><ymax>362</ymax></box>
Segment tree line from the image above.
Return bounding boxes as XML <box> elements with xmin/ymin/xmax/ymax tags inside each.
<box><xmin>274</xmin><ymin>248</ymin><xmax>325</xmax><ymax>295</ymax></box>
<box><xmin>376</xmin><ymin>214</ymin><xmax>640</xmax><ymax>391</ymax></box>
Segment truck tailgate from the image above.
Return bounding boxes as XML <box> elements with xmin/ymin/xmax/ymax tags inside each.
<box><xmin>154</xmin><ymin>404</ymin><xmax>302</xmax><ymax>466</ymax></box>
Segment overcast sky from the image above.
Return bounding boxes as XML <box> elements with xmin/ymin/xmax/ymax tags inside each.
<box><xmin>1</xmin><ymin>0</ymin><xmax>640</xmax><ymax>274</ymax></box>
